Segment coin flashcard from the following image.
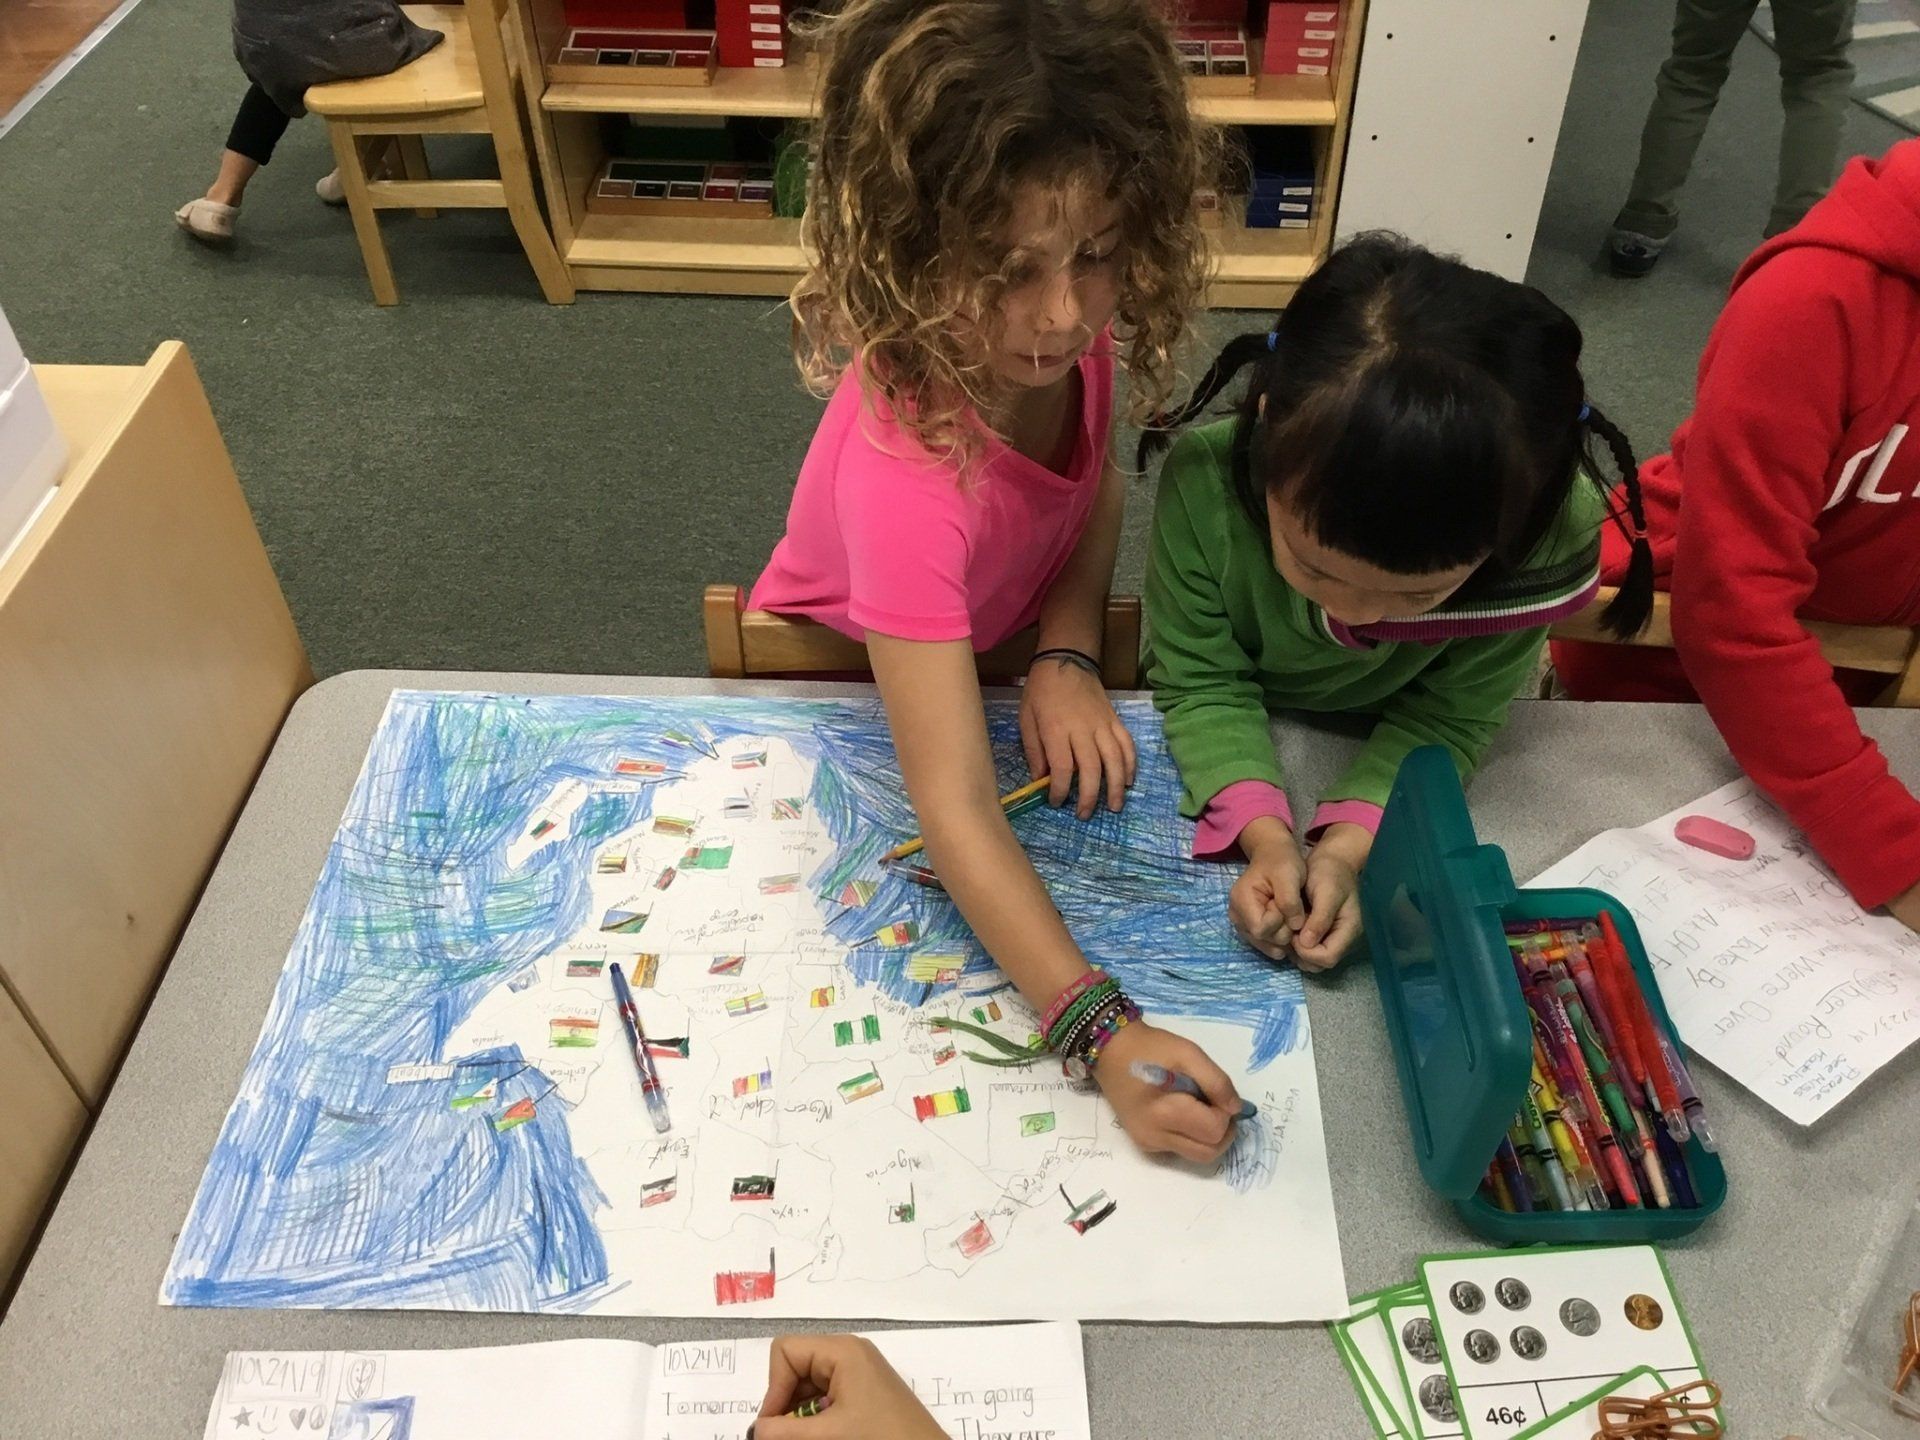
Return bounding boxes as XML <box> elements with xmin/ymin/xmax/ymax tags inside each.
<box><xmin>1384</xmin><ymin>1294</ymin><xmax>1465</xmax><ymax>1440</ymax></box>
<box><xmin>1418</xmin><ymin>1246</ymin><xmax>1711</xmax><ymax>1440</ymax></box>
<box><xmin>1333</xmin><ymin>1317</ymin><xmax>1407</xmax><ymax>1440</ymax></box>
<box><xmin>1334</xmin><ymin>1286</ymin><xmax>1425</xmax><ymax>1440</ymax></box>
<box><xmin>1510</xmin><ymin>1367</ymin><xmax>1668</xmax><ymax>1440</ymax></box>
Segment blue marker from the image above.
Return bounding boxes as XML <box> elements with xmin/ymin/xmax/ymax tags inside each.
<box><xmin>1128</xmin><ymin>1060</ymin><xmax>1258</xmax><ymax>1122</ymax></box>
<box><xmin>610</xmin><ymin>962</ymin><xmax>672</xmax><ymax>1134</ymax></box>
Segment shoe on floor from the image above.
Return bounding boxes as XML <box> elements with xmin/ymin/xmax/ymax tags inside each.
<box><xmin>1607</xmin><ymin>228</ymin><xmax>1668</xmax><ymax>279</ymax></box>
<box><xmin>317</xmin><ymin>168</ymin><xmax>346</xmax><ymax>205</ymax></box>
<box><xmin>174</xmin><ymin>197</ymin><xmax>238</xmax><ymax>244</ymax></box>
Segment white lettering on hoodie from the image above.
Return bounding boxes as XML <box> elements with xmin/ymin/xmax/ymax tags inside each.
<box><xmin>1823</xmin><ymin>422</ymin><xmax>1911</xmax><ymax>509</ymax></box>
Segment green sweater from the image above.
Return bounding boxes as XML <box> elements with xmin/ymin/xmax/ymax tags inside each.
<box><xmin>1145</xmin><ymin>419</ymin><xmax>1606</xmax><ymax>819</ymax></box>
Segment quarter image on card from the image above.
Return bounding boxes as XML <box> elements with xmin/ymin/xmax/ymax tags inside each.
<box><xmin>1384</xmin><ymin>1295</ymin><xmax>1464</xmax><ymax>1440</ymax></box>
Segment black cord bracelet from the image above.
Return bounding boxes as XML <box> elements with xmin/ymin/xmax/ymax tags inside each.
<box><xmin>1030</xmin><ymin>647</ymin><xmax>1102</xmax><ymax>677</ymax></box>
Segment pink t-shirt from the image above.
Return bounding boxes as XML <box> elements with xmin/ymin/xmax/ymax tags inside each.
<box><xmin>749</xmin><ymin>341</ymin><xmax>1114</xmax><ymax>650</ymax></box>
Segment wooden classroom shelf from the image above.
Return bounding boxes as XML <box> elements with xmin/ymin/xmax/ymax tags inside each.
<box><xmin>1214</xmin><ymin>213</ymin><xmax>1321</xmax><ymax>274</ymax></box>
<box><xmin>543</xmin><ymin>55</ymin><xmax>818</xmax><ymax>118</ymax></box>
<box><xmin>542</xmin><ymin>50</ymin><xmax>1335</xmax><ymax>125</ymax></box>
<box><xmin>508</xmin><ymin>0</ymin><xmax>1368</xmax><ymax>306</ymax></box>
<box><xmin>565</xmin><ymin>212</ymin><xmax>805</xmax><ymax>295</ymax></box>
<box><xmin>1190</xmin><ymin>69</ymin><xmax>1339</xmax><ymax>126</ymax></box>
<box><xmin>0</xmin><ymin>341</ymin><xmax>312</xmax><ymax>1295</ymax></box>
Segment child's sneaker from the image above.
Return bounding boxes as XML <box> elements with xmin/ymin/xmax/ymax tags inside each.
<box><xmin>316</xmin><ymin>169</ymin><xmax>347</xmax><ymax>205</ymax></box>
<box><xmin>174</xmin><ymin>197</ymin><xmax>238</xmax><ymax>244</ymax></box>
<box><xmin>1607</xmin><ymin>228</ymin><xmax>1668</xmax><ymax>278</ymax></box>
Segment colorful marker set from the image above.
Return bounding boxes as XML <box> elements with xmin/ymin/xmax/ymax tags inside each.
<box><xmin>1481</xmin><ymin>913</ymin><xmax>1719</xmax><ymax>1216</ymax></box>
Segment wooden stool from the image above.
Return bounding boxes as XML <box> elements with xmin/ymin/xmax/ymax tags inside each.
<box><xmin>1552</xmin><ymin>587</ymin><xmax>1920</xmax><ymax>708</ymax></box>
<box><xmin>305</xmin><ymin>0</ymin><xmax>572</xmax><ymax>305</ymax></box>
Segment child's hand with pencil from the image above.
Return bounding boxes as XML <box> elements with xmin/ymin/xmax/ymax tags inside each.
<box><xmin>748</xmin><ymin>1334</ymin><xmax>944</xmax><ymax>1440</ymax></box>
<box><xmin>1094</xmin><ymin>1021</ymin><xmax>1244</xmax><ymax>1164</ymax></box>
<box><xmin>1020</xmin><ymin>655</ymin><xmax>1137</xmax><ymax>820</ymax></box>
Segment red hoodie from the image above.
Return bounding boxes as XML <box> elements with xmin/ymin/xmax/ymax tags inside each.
<box><xmin>1559</xmin><ymin>139</ymin><xmax>1920</xmax><ymax>910</ymax></box>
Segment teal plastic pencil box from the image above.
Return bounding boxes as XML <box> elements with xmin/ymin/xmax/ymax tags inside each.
<box><xmin>1357</xmin><ymin>747</ymin><xmax>1727</xmax><ymax>1244</ymax></box>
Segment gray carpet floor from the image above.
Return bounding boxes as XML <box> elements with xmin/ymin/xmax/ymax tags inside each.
<box><xmin>0</xmin><ymin>0</ymin><xmax>1907</xmax><ymax>679</ymax></box>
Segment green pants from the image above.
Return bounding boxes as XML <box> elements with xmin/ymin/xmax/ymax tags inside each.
<box><xmin>1615</xmin><ymin>0</ymin><xmax>1856</xmax><ymax>241</ymax></box>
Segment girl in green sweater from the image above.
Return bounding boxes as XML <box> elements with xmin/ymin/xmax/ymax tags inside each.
<box><xmin>1141</xmin><ymin>234</ymin><xmax>1653</xmax><ymax>971</ymax></box>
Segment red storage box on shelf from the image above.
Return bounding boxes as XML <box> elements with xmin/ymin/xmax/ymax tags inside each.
<box><xmin>1264</xmin><ymin>0</ymin><xmax>1341</xmax><ymax>28</ymax></box>
<box><xmin>1174</xmin><ymin>23</ymin><xmax>1255</xmax><ymax>92</ymax></box>
<box><xmin>1263</xmin><ymin>0</ymin><xmax>1341</xmax><ymax>75</ymax></box>
<box><xmin>717</xmin><ymin>0</ymin><xmax>787</xmax><ymax>67</ymax></box>
<box><xmin>1263</xmin><ymin>44</ymin><xmax>1333</xmax><ymax>75</ymax></box>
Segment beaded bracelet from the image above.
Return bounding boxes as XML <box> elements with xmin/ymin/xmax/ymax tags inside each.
<box><xmin>1052</xmin><ymin>982</ymin><xmax>1127</xmax><ymax>1055</ymax></box>
<box><xmin>1050</xmin><ymin>994</ymin><xmax>1113</xmax><ymax>1055</ymax></box>
<box><xmin>1059</xmin><ymin>990</ymin><xmax>1137</xmax><ymax>1066</ymax></box>
<box><xmin>1082</xmin><ymin>1002</ymin><xmax>1141</xmax><ymax>1070</ymax></box>
<box><xmin>1054</xmin><ymin>995</ymin><xmax>1119</xmax><ymax>1062</ymax></box>
<box><xmin>1029</xmin><ymin>646</ymin><xmax>1102</xmax><ymax>679</ymax></box>
<box><xmin>1040</xmin><ymin>969</ymin><xmax>1112</xmax><ymax>1039</ymax></box>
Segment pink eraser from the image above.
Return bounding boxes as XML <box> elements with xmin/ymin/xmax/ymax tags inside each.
<box><xmin>1674</xmin><ymin>815</ymin><xmax>1756</xmax><ymax>860</ymax></box>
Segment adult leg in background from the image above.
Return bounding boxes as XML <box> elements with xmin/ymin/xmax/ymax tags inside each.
<box><xmin>208</xmin><ymin>81</ymin><xmax>295</xmax><ymax>205</ymax></box>
<box><xmin>1611</xmin><ymin>0</ymin><xmax>1763</xmax><ymax>258</ymax></box>
<box><xmin>1767</xmin><ymin>0</ymin><xmax>1857</xmax><ymax>237</ymax></box>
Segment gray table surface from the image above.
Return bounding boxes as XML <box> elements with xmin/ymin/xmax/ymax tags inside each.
<box><xmin>3</xmin><ymin>671</ymin><xmax>1917</xmax><ymax>1439</ymax></box>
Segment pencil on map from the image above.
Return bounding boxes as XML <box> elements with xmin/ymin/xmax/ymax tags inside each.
<box><xmin>883</xmin><ymin>776</ymin><xmax>1052</xmax><ymax>864</ymax></box>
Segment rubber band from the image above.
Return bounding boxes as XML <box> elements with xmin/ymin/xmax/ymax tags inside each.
<box><xmin>1596</xmin><ymin>1377</ymin><xmax>1723</xmax><ymax>1438</ymax></box>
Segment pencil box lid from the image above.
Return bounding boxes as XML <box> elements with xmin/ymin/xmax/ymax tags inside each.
<box><xmin>1357</xmin><ymin>746</ymin><xmax>1533</xmax><ymax>1201</ymax></box>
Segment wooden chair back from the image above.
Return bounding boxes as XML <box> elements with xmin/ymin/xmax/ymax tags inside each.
<box><xmin>704</xmin><ymin>586</ymin><xmax>1145</xmax><ymax>689</ymax></box>
<box><xmin>1550</xmin><ymin>586</ymin><xmax>1920</xmax><ymax>707</ymax></box>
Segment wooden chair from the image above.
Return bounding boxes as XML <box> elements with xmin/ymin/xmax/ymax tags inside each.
<box><xmin>704</xmin><ymin>585</ymin><xmax>1146</xmax><ymax>689</ymax></box>
<box><xmin>305</xmin><ymin>1</ymin><xmax>572</xmax><ymax>306</ymax></box>
<box><xmin>1550</xmin><ymin>586</ymin><xmax>1920</xmax><ymax>707</ymax></box>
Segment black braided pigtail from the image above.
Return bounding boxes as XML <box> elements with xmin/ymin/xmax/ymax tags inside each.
<box><xmin>1583</xmin><ymin>402</ymin><xmax>1654</xmax><ymax>639</ymax></box>
<box><xmin>1135</xmin><ymin>329</ymin><xmax>1275</xmax><ymax>472</ymax></box>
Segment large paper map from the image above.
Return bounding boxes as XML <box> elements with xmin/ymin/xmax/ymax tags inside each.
<box><xmin>164</xmin><ymin>692</ymin><xmax>1345</xmax><ymax>1321</ymax></box>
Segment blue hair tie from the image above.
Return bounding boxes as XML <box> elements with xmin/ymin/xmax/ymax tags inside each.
<box><xmin>1579</xmin><ymin>404</ymin><xmax>1591</xmax><ymax>422</ymax></box>
<box><xmin>1267</xmin><ymin>331</ymin><xmax>1279</xmax><ymax>352</ymax></box>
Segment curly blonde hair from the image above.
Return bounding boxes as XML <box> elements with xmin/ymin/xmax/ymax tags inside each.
<box><xmin>792</xmin><ymin>0</ymin><xmax>1215</xmax><ymax>470</ymax></box>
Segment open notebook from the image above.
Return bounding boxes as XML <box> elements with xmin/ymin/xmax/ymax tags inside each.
<box><xmin>202</xmin><ymin>1322</ymin><xmax>1090</xmax><ymax>1440</ymax></box>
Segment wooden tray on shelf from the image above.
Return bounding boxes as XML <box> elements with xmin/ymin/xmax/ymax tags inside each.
<box><xmin>548</xmin><ymin>27</ymin><xmax>718</xmax><ymax>86</ymax></box>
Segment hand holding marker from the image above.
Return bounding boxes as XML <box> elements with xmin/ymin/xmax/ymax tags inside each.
<box><xmin>1130</xmin><ymin>1060</ymin><xmax>1259</xmax><ymax>1122</ymax></box>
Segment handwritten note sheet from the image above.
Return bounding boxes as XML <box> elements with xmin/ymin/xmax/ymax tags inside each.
<box><xmin>1530</xmin><ymin>778</ymin><xmax>1920</xmax><ymax>1124</ymax></box>
<box><xmin>202</xmin><ymin>1323</ymin><xmax>1091</xmax><ymax>1440</ymax></box>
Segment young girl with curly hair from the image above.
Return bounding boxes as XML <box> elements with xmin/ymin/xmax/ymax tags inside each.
<box><xmin>749</xmin><ymin>0</ymin><xmax>1246</xmax><ymax>1163</ymax></box>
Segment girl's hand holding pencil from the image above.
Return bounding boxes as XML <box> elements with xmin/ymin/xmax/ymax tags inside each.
<box><xmin>750</xmin><ymin>1334</ymin><xmax>944</xmax><ymax>1440</ymax></box>
<box><xmin>1093</xmin><ymin>1021</ymin><xmax>1243</xmax><ymax>1165</ymax></box>
<box><xmin>1019</xmin><ymin>658</ymin><xmax>1137</xmax><ymax>819</ymax></box>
